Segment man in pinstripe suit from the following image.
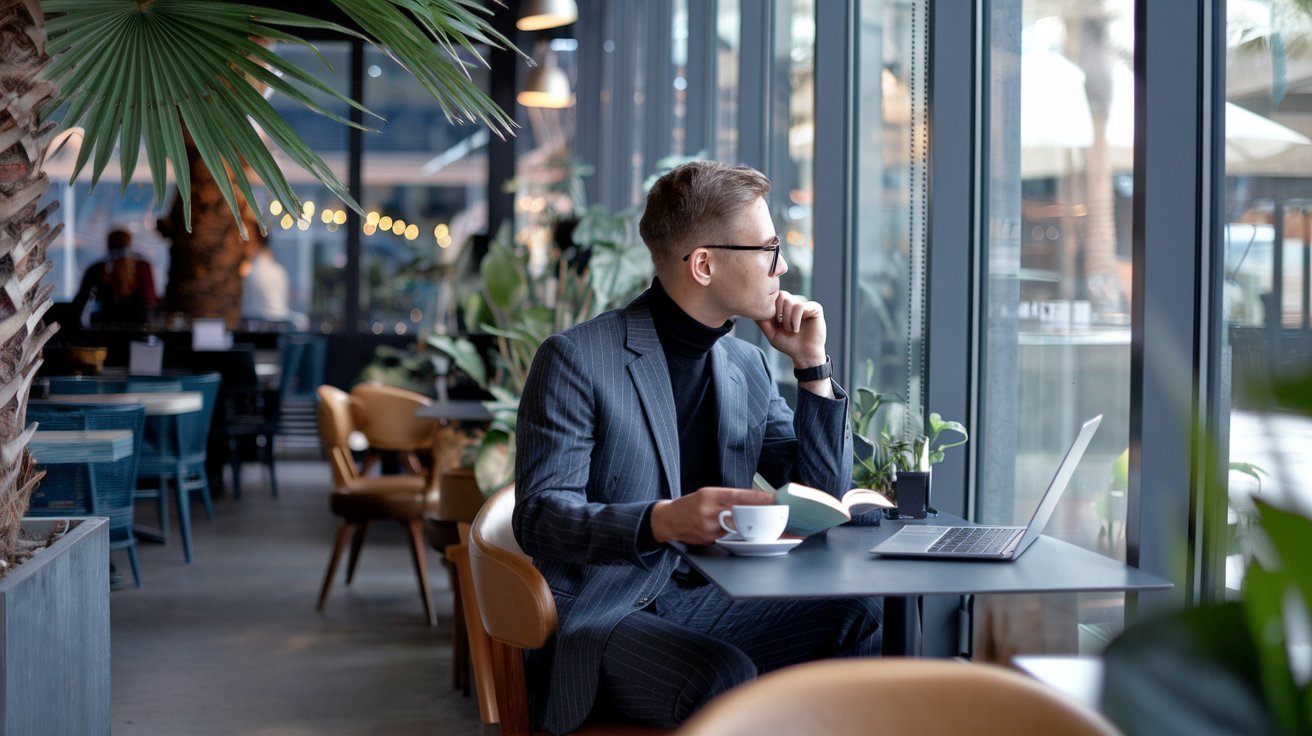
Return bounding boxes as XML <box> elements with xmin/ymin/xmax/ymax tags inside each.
<box><xmin>514</xmin><ymin>161</ymin><xmax>882</xmax><ymax>734</ymax></box>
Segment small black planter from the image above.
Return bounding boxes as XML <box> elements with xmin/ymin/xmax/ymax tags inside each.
<box><xmin>893</xmin><ymin>471</ymin><xmax>932</xmax><ymax>519</ymax></box>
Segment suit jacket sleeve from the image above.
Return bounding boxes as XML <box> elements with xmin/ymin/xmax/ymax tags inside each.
<box><xmin>755</xmin><ymin>349</ymin><xmax>854</xmax><ymax>500</ymax></box>
<box><xmin>512</xmin><ymin>333</ymin><xmax>659</xmax><ymax>567</ymax></box>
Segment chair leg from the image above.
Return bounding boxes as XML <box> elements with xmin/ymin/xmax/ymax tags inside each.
<box><xmin>451</xmin><ymin>542</ymin><xmax>498</xmax><ymax>724</ymax></box>
<box><xmin>126</xmin><ymin>544</ymin><xmax>142</xmax><ymax>588</ymax></box>
<box><xmin>196</xmin><ymin>469</ymin><xmax>215</xmax><ymax>521</ymax></box>
<box><xmin>444</xmin><ymin>560</ymin><xmax>468</xmax><ymax>693</ymax></box>
<box><xmin>345</xmin><ymin>522</ymin><xmax>369</xmax><ymax>585</ymax></box>
<box><xmin>404</xmin><ymin>519</ymin><xmax>436</xmax><ymax>627</ymax></box>
<box><xmin>155</xmin><ymin>477</ymin><xmax>170</xmax><ymax>536</ymax></box>
<box><xmin>174</xmin><ymin>467</ymin><xmax>194</xmax><ymax>563</ymax></box>
<box><xmin>229</xmin><ymin>437</ymin><xmax>243</xmax><ymax>500</ymax></box>
<box><xmin>265</xmin><ymin>433</ymin><xmax>278</xmax><ymax>498</ymax></box>
<box><xmin>317</xmin><ymin>521</ymin><xmax>354</xmax><ymax>611</ymax></box>
<box><xmin>489</xmin><ymin>639</ymin><xmax>532</xmax><ymax>736</ymax></box>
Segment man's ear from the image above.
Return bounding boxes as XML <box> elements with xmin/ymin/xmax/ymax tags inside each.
<box><xmin>687</xmin><ymin>249</ymin><xmax>714</xmax><ymax>286</ymax></box>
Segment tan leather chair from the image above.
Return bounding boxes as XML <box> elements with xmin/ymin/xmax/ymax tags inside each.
<box><xmin>316</xmin><ymin>385</ymin><xmax>438</xmax><ymax>626</ymax></box>
<box><xmin>349</xmin><ymin>382</ymin><xmax>437</xmax><ymax>475</ymax></box>
<box><xmin>469</xmin><ymin>486</ymin><xmax>668</xmax><ymax>736</ymax></box>
<box><xmin>675</xmin><ymin>658</ymin><xmax>1122</xmax><ymax>736</ymax></box>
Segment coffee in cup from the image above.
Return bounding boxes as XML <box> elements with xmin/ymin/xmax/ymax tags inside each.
<box><xmin>718</xmin><ymin>505</ymin><xmax>789</xmax><ymax>542</ymax></box>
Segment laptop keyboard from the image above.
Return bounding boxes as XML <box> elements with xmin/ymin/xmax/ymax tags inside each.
<box><xmin>929</xmin><ymin>526</ymin><xmax>1022</xmax><ymax>555</ymax></box>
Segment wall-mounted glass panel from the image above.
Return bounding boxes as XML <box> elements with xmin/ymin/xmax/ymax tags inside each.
<box><xmin>980</xmin><ymin>1</ymin><xmax>1134</xmax><ymax>655</ymax></box>
<box><xmin>359</xmin><ymin>46</ymin><xmax>490</xmax><ymax>337</ymax></box>
<box><xmin>1222</xmin><ymin>3</ymin><xmax>1312</xmax><ymax>594</ymax></box>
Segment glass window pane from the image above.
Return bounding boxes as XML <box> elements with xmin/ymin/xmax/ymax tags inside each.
<box><xmin>264</xmin><ymin>41</ymin><xmax>351</xmax><ymax>332</ymax></box>
<box><xmin>772</xmin><ymin>0</ymin><xmax>815</xmax><ymax>303</ymax></box>
<box><xmin>851</xmin><ymin>0</ymin><xmax>924</xmax><ymax>427</ymax></box>
<box><xmin>716</xmin><ymin>0</ymin><xmax>741</xmax><ymax>161</ymax></box>
<box><xmin>41</xmin><ymin>180</ymin><xmax>171</xmax><ymax>308</ymax></box>
<box><xmin>359</xmin><ymin>46</ymin><xmax>490</xmax><ymax>337</ymax></box>
<box><xmin>1222</xmin><ymin>5</ymin><xmax>1312</xmax><ymax>593</ymax></box>
<box><xmin>981</xmin><ymin>2</ymin><xmax>1135</xmax><ymax>653</ymax></box>
<box><xmin>672</xmin><ymin>0</ymin><xmax>690</xmax><ymax>157</ymax></box>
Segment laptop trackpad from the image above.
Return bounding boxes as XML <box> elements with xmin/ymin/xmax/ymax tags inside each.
<box><xmin>872</xmin><ymin>526</ymin><xmax>950</xmax><ymax>554</ymax></box>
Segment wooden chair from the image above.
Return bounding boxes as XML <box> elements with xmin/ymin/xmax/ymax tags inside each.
<box><xmin>675</xmin><ymin>658</ymin><xmax>1121</xmax><ymax>736</ymax></box>
<box><xmin>348</xmin><ymin>383</ymin><xmax>437</xmax><ymax>476</ymax></box>
<box><xmin>315</xmin><ymin>385</ymin><xmax>437</xmax><ymax>626</ymax></box>
<box><xmin>468</xmin><ymin>486</ymin><xmax>669</xmax><ymax>736</ymax></box>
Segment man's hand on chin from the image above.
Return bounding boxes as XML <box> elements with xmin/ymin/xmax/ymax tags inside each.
<box><xmin>755</xmin><ymin>290</ymin><xmax>833</xmax><ymax>398</ymax></box>
<box><xmin>650</xmin><ymin>487</ymin><xmax>776</xmax><ymax>546</ymax></box>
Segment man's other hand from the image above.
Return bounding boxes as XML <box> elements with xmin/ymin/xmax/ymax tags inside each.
<box><xmin>650</xmin><ymin>487</ymin><xmax>776</xmax><ymax>546</ymax></box>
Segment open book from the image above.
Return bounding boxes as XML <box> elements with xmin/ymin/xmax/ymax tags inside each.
<box><xmin>753</xmin><ymin>474</ymin><xmax>894</xmax><ymax>537</ymax></box>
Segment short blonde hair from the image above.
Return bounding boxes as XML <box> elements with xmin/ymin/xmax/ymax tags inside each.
<box><xmin>639</xmin><ymin>161</ymin><xmax>771</xmax><ymax>267</ymax></box>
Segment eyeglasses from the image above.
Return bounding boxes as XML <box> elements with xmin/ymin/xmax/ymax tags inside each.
<box><xmin>681</xmin><ymin>236</ymin><xmax>782</xmax><ymax>276</ymax></box>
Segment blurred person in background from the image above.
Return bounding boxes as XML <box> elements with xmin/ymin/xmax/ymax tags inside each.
<box><xmin>71</xmin><ymin>228</ymin><xmax>159</xmax><ymax>326</ymax></box>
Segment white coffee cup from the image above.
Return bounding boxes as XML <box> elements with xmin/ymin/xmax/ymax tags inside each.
<box><xmin>718</xmin><ymin>505</ymin><xmax>789</xmax><ymax>542</ymax></box>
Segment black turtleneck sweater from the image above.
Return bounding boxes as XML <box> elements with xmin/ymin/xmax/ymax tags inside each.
<box><xmin>637</xmin><ymin>280</ymin><xmax>734</xmax><ymax>552</ymax></box>
<box><xmin>649</xmin><ymin>278</ymin><xmax>734</xmax><ymax>496</ymax></box>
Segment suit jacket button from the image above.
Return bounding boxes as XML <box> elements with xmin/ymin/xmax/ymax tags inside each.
<box><xmin>635</xmin><ymin>596</ymin><xmax>649</xmax><ymax>607</ymax></box>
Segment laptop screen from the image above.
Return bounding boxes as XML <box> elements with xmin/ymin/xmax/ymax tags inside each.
<box><xmin>1013</xmin><ymin>415</ymin><xmax>1102</xmax><ymax>554</ymax></box>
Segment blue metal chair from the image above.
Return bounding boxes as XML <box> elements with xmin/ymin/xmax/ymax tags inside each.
<box><xmin>27</xmin><ymin>401</ymin><xmax>147</xmax><ymax>587</ymax></box>
<box><xmin>132</xmin><ymin>372</ymin><xmax>221</xmax><ymax>564</ymax></box>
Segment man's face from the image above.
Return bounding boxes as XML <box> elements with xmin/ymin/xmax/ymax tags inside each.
<box><xmin>706</xmin><ymin>196</ymin><xmax>786</xmax><ymax>321</ymax></box>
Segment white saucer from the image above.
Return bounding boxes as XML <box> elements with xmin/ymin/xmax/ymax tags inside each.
<box><xmin>714</xmin><ymin>537</ymin><xmax>803</xmax><ymax>557</ymax></box>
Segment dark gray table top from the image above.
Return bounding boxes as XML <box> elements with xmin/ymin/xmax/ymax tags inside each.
<box><xmin>679</xmin><ymin>515</ymin><xmax>1172</xmax><ymax>600</ymax></box>
<box><xmin>414</xmin><ymin>400</ymin><xmax>493</xmax><ymax>422</ymax></box>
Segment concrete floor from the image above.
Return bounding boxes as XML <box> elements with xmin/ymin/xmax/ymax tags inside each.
<box><xmin>111</xmin><ymin>460</ymin><xmax>496</xmax><ymax>736</ymax></box>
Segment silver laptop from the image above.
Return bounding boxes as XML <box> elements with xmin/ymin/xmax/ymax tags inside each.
<box><xmin>870</xmin><ymin>415</ymin><xmax>1102</xmax><ymax>560</ymax></box>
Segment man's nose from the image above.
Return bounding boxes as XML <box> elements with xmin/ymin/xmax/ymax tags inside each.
<box><xmin>774</xmin><ymin>251</ymin><xmax>788</xmax><ymax>276</ymax></box>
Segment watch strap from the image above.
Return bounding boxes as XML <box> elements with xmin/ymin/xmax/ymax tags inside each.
<box><xmin>793</xmin><ymin>356</ymin><xmax>832</xmax><ymax>382</ymax></box>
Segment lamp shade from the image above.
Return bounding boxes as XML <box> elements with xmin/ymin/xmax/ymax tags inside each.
<box><xmin>517</xmin><ymin>0</ymin><xmax>578</xmax><ymax>31</ymax></box>
<box><xmin>517</xmin><ymin>64</ymin><xmax>574</xmax><ymax>108</ymax></box>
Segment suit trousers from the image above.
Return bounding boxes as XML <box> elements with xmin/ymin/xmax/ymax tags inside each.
<box><xmin>597</xmin><ymin>575</ymin><xmax>883</xmax><ymax>729</ymax></box>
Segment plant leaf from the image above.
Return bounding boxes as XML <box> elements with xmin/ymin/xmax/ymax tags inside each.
<box><xmin>480</xmin><ymin>237</ymin><xmax>526</xmax><ymax>311</ymax></box>
<box><xmin>425</xmin><ymin>334</ymin><xmax>486</xmax><ymax>389</ymax></box>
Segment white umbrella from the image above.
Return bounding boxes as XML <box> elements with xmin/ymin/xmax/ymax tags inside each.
<box><xmin>1104</xmin><ymin>63</ymin><xmax>1310</xmax><ymax>164</ymax></box>
<box><xmin>1019</xmin><ymin>50</ymin><xmax>1311</xmax><ymax>176</ymax></box>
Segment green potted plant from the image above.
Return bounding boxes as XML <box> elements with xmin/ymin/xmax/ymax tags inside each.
<box><xmin>849</xmin><ymin>361</ymin><xmax>968</xmax><ymax>515</ymax></box>
<box><xmin>429</xmin><ymin>212</ymin><xmax>651</xmax><ymax>495</ymax></box>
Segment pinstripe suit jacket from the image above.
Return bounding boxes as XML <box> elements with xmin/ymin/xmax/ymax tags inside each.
<box><xmin>512</xmin><ymin>290</ymin><xmax>853</xmax><ymax>734</ymax></box>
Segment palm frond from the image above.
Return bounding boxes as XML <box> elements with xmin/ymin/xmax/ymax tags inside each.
<box><xmin>333</xmin><ymin>0</ymin><xmax>526</xmax><ymax>137</ymax></box>
<box><xmin>41</xmin><ymin>0</ymin><xmax>518</xmax><ymax>235</ymax></box>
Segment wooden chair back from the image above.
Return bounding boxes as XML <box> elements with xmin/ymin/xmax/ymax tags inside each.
<box><xmin>675</xmin><ymin>658</ymin><xmax>1122</xmax><ymax>736</ymax></box>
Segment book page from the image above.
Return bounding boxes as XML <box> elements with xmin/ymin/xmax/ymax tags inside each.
<box><xmin>840</xmin><ymin>488</ymin><xmax>895</xmax><ymax>511</ymax></box>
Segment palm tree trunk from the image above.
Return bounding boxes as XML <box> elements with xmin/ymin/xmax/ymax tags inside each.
<box><xmin>0</xmin><ymin>0</ymin><xmax>61</xmax><ymax>571</ymax></box>
<box><xmin>157</xmin><ymin>132</ymin><xmax>265</xmax><ymax>329</ymax></box>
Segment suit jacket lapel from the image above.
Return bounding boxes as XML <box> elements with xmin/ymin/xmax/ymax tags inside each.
<box><xmin>624</xmin><ymin>294</ymin><xmax>682</xmax><ymax>499</ymax></box>
<box><xmin>712</xmin><ymin>342</ymin><xmax>750</xmax><ymax>486</ymax></box>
